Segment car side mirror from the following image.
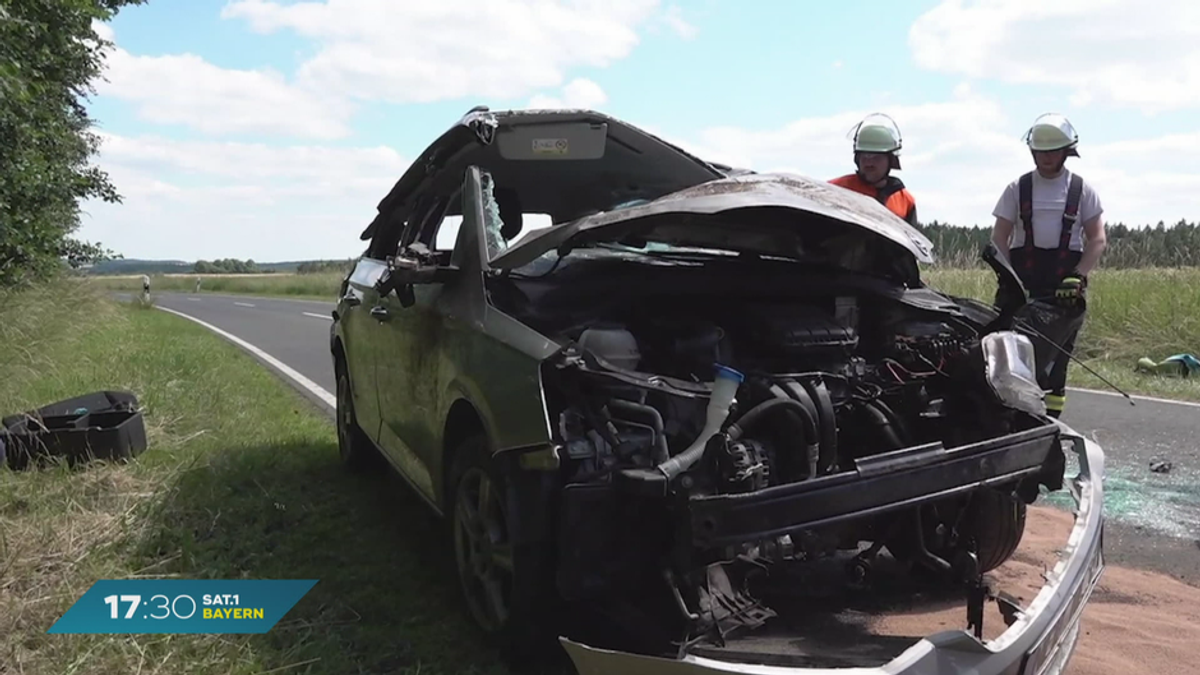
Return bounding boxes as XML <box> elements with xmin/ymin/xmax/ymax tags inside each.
<box><xmin>375</xmin><ymin>254</ymin><xmax>460</xmax><ymax>306</ymax></box>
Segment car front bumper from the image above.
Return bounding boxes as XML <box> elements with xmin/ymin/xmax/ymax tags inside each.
<box><xmin>559</xmin><ymin>418</ymin><xmax>1106</xmax><ymax>675</ymax></box>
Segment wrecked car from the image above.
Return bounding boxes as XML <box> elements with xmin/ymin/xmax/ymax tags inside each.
<box><xmin>329</xmin><ymin>107</ymin><xmax>1105</xmax><ymax>674</ymax></box>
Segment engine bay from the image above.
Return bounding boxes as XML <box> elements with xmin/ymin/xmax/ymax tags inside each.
<box><xmin>489</xmin><ymin>257</ymin><xmax>1066</xmax><ymax>661</ymax></box>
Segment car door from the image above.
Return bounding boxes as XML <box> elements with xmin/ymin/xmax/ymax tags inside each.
<box><xmin>373</xmin><ymin>168</ymin><xmax>490</xmax><ymax>506</ymax></box>
<box><xmin>338</xmin><ymin>204</ymin><xmax>414</xmax><ymax>445</ymax></box>
<box><xmin>338</xmin><ymin>256</ymin><xmax>388</xmax><ymax>444</ymax></box>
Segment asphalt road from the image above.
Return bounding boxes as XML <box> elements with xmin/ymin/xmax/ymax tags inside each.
<box><xmin>135</xmin><ymin>291</ymin><xmax>1200</xmax><ymax>583</ymax></box>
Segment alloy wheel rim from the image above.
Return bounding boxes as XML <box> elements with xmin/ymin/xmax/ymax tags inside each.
<box><xmin>453</xmin><ymin>467</ymin><xmax>515</xmax><ymax>633</ymax></box>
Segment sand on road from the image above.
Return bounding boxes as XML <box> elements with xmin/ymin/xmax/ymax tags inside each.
<box><xmin>863</xmin><ymin>506</ymin><xmax>1199</xmax><ymax>674</ymax></box>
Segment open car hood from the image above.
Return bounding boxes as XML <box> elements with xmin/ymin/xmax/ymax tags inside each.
<box><xmin>488</xmin><ymin>172</ymin><xmax>936</xmax><ymax>271</ymax></box>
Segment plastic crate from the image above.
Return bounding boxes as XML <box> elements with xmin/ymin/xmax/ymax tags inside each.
<box><xmin>1</xmin><ymin>390</ymin><xmax>148</xmax><ymax>470</ymax></box>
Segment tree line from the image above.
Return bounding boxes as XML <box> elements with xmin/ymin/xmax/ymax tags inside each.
<box><xmin>919</xmin><ymin>219</ymin><xmax>1200</xmax><ymax>268</ymax></box>
<box><xmin>295</xmin><ymin>259</ymin><xmax>356</xmax><ymax>275</ymax></box>
<box><xmin>192</xmin><ymin>258</ymin><xmax>268</xmax><ymax>274</ymax></box>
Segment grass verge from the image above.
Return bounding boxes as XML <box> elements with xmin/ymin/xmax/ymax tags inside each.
<box><xmin>84</xmin><ymin>273</ymin><xmax>343</xmax><ymax>302</ymax></box>
<box><xmin>0</xmin><ymin>280</ymin><xmax>522</xmax><ymax>675</ymax></box>
<box><xmin>924</xmin><ymin>267</ymin><xmax>1200</xmax><ymax>402</ymax></box>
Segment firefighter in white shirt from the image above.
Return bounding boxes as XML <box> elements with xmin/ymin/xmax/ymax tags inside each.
<box><xmin>989</xmin><ymin>113</ymin><xmax>1108</xmax><ymax>418</ymax></box>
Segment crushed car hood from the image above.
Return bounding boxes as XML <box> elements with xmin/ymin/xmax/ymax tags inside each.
<box><xmin>488</xmin><ymin>172</ymin><xmax>936</xmax><ymax>270</ymax></box>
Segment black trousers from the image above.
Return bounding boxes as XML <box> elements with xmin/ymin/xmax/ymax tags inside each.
<box><xmin>1006</xmin><ymin>247</ymin><xmax>1086</xmax><ymax>419</ymax></box>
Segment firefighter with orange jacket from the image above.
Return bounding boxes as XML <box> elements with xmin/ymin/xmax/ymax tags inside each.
<box><xmin>830</xmin><ymin>113</ymin><xmax>918</xmax><ymax>226</ymax></box>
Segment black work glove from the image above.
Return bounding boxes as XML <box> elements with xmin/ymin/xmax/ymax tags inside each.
<box><xmin>1055</xmin><ymin>271</ymin><xmax>1087</xmax><ymax>308</ymax></box>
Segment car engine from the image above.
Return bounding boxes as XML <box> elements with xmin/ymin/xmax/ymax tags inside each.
<box><xmin>493</xmin><ymin>259</ymin><xmax>1060</xmax><ymax>654</ymax></box>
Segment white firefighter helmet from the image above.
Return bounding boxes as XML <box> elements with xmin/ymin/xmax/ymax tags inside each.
<box><xmin>1023</xmin><ymin>113</ymin><xmax>1080</xmax><ymax>156</ymax></box>
<box><xmin>848</xmin><ymin>113</ymin><xmax>903</xmax><ymax>169</ymax></box>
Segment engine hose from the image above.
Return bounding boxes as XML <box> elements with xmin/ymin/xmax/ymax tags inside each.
<box><xmin>607</xmin><ymin>398</ymin><xmax>670</xmax><ymax>463</ymax></box>
<box><xmin>870</xmin><ymin>399</ymin><xmax>912</xmax><ymax>446</ymax></box>
<box><xmin>862</xmin><ymin>401</ymin><xmax>904</xmax><ymax>451</ymax></box>
<box><xmin>780</xmin><ymin>380</ymin><xmax>824</xmax><ymax>480</ymax></box>
<box><xmin>725</xmin><ymin>398</ymin><xmax>820</xmax><ymax>479</ymax></box>
<box><xmin>800</xmin><ymin>377</ymin><xmax>838</xmax><ymax>473</ymax></box>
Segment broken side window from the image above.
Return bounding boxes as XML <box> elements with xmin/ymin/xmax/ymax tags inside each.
<box><xmin>479</xmin><ymin>171</ymin><xmax>507</xmax><ymax>261</ymax></box>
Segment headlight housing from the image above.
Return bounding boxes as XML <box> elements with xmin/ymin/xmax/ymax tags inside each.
<box><xmin>981</xmin><ymin>331</ymin><xmax>1046</xmax><ymax>416</ymax></box>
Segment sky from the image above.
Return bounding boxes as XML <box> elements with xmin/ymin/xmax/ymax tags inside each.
<box><xmin>77</xmin><ymin>0</ymin><xmax>1200</xmax><ymax>263</ymax></box>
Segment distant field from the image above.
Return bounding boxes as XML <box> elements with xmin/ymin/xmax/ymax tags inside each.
<box><xmin>0</xmin><ymin>280</ymin><xmax>514</xmax><ymax>675</ymax></box>
<box><xmin>86</xmin><ymin>272</ymin><xmax>344</xmax><ymax>301</ymax></box>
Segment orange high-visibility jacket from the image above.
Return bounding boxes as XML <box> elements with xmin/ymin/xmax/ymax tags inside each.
<box><xmin>829</xmin><ymin>174</ymin><xmax>918</xmax><ymax>226</ymax></box>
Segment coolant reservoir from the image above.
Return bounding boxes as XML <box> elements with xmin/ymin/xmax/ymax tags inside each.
<box><xmin>579</xmin><ymin>324</ymin><xmax>641</xmax><ymax>370</ymax></box>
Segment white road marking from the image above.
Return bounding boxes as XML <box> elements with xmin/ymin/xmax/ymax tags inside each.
<box><xmin>154</xmin><ymin>306</ymin><xmax>335</xmax><ymax>409</ymax></box>
<box><xmin>1068</xmin><ymin>386</ymin><xmax>1200</xmax><ymax>409</ymax></box>
<box><xmin>303</xmin><ymin>311</ymin><xmax>333</xmax><ymax>320</ymax></box>
<box><xmin>234</xmin><ymin>302</ymin><xmax>256</xmax><ymax>308</ymax></box>
<box><xmin>186</xmin><ymin>297</ymin><xmax>201</xmax><ymax>302</ymax></box>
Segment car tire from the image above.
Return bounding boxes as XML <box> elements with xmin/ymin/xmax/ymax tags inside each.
<box><xmin>888</xmin><ymin>488</ymin><xmax>1027</xmax><ymax>575</ymax></box>
<box><xmin>447</xmin><ymin>434</ymin><xmax>556</xmax><ymax>664</ymax></box>
<box><xmin>335</xmin><ymin>359</ymin><xmax>380</xmax><ymax>471</ymax></box>
<box><xmin>964</xmin><ymin>488</ymin><xmax>1027</xmax><ymax>572</ymax></box>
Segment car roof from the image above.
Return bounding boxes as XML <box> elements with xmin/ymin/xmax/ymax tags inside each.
<box><xmin>359</xmin><ymin>107</ymin><xmax>726</xmax><ymax>241</ymax></box>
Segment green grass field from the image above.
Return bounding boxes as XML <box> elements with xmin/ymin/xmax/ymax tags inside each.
<box><xmin>925</xmin><ymin>267</ymin><xmax>1200</xmax><ymax>402</ymax></box>
<box><xmin>0</xmin><ymin>281</ymin><xmax>525</xmax><ymax>675</ymax></box>
<box><xmin>85</xmin><ymin>266</ymin><xmax>1200</xmax><ymax>402</ymax></box>
<box><xmin>85</xmin><ymin>272</ymin><xmax>345</xmax><ymax>302</ymax></box>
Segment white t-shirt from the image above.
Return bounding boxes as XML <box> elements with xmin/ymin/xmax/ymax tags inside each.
<box><xmin>992</xmin><ymin>169</ymin><xmax>1103</xmax><ymax>252</ymax></box>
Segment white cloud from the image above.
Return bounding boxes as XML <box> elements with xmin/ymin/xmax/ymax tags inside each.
<box><xmin>661</xmin><ymin>5</ymin><xmax>699</xmax><ymax>39</ymax></box>
<box><xmin>527</xmin><ymin>78</ymin><xmax>608</xmax><ymax>109</ymax></box>
<box><xmin>666</xmin><ymin>87</ymin><xmax>1200</xmax><ymax>230</ymax></box>
<box><xmin>910</xmin><ymin>0</ymin><xmax>1200</xmax><ymax>113</ymax></box>
<box><xmin>77</xmin><ymin>134</ymin><xmax>409</xmax><ymax>261</ymax></box>
<box><xmin>219</xmin><ymin>0</ymin><xmax>672</xmax><ymax>104</ymax></box>
<box><xmin>96</xmin><ymin>48</ymin><xmax>354</xmax><ymax>140</ymax></box>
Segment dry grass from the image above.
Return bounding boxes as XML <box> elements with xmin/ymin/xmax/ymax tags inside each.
<box><xmin>0</xmin><ymin>283</ymin><xmax>522</xmax><ymax>675</ymax></box>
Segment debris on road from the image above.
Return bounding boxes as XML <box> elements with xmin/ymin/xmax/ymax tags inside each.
<box><xmin>1150</xmin><ymin>460</ymin><xmax>1173</xmax><ymax>474</ymax></box>
<box><xmin>1136</xmin><ymin>353</ymin><xmax>1200</xmax><ymax>378</ymax></box>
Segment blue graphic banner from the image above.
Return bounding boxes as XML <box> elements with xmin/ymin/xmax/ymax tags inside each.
<box><xmin>47</xmin><ymin>579</ymin><xmax>318</xmax><ymax>634</ymax></box>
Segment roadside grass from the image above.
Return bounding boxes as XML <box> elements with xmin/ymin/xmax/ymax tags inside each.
<box><xmin>84</xmin><ymin>273</ymin><xmax>343</xmax><ymax>302</ymax></box>
<box><xmin>0</xmin><ymin>280</ymin><xmax>545</xmax><ymax>675</ymax></box>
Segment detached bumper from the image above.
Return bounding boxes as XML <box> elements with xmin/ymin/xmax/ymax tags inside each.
<box><xmin>560</xmin><ymin>419</ymin><xmax>1106</xmax><ymax>675</ymax></box>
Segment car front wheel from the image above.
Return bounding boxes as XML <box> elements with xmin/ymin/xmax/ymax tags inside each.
<box><xmin>448</xmin><ymin>434</ymin><xmax>556</xmax><ymax>663</ymax></box>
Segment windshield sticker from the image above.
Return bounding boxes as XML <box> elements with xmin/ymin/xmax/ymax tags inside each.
<box><xmin>532</xmin><ymin>138</ymin><xmax>569</xmax><ymax>155</ymax></box>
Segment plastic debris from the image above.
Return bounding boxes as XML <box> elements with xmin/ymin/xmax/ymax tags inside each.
<box><xmin>1150</xmin><ymin>460</ymin><xmax>1173</xmax><ymax>474</ymax></box>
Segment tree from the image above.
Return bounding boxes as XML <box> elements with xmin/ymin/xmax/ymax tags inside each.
<box><xmin>0</xmin><ymin>0</ymin><xmax>145</xmax><ymax>288</ymax></box>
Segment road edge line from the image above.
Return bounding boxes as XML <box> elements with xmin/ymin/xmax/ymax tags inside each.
<box><xmin>1066</xmin><ymin>385</ymin><xmax>1200</xmax><ymax>409</ymax></box>
<box><xmin>154</xmin><ymin>305</ymin><xmax>336</xmax><ymax>411</ymax></box>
